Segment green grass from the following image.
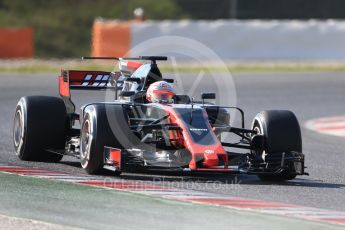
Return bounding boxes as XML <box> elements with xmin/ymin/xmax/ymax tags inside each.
<box><xmin>0</xmin><ymin>64</ymin><xmax>115</xmax><ymax>73</ymax></box>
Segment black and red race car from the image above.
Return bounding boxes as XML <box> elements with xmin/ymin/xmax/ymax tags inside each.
<box><xmin>13</xmin><ymin>56</ymin><xmax>307</xmax><ymax>181</ymax></box>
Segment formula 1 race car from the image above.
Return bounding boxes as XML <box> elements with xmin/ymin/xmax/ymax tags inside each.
<box><xmin>13</xmin><ymin>56</ymin><xmax>307</xmax><ymax>181</ymax></box>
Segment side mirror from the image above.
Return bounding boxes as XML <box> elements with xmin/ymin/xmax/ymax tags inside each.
<box><xmin>120</xmin><ymin>91</ymin><xmax>135</xmax><ymax>97</ymax></box>
<box><xmin>201</xmin><ymin>93</ymin><xmax>216</xmax><ymax>100</ymax></box>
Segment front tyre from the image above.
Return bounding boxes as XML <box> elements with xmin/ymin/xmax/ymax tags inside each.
<box><xmin>80</xmin><ymin>104</ymin><xmax>130</xmax><ymax>175</ymax></box>
<box><xmin>252</xmin><ymin>110</ymin><xmax>302</xmax><ymax>181</ymax></box>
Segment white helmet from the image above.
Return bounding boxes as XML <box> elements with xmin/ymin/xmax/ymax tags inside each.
<box><xmin>146</xmin><ymin>81</ymin><xmax>175</xmax><ymax>104</ymax></box>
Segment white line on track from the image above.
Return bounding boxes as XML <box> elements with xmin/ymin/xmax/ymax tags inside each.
<box><xmin>0</xmin><ymin>213</ymin><xmax>83</xmax><ymax>230</ymax></box>
<box><xmin>305</xmin><ymin>115</ymin><xmax>345</xmax><ymax>137</ymax></box>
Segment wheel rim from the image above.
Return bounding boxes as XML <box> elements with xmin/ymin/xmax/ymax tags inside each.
<box><xmin>252</xmin><ymin>122</ymin><xmax>266</xmax><ymax>160</ymax></box>
<box><xmin>81</xmin><ymin>119</ymin><xmax>92</xmax><ymax>160</ymax></box>
<box><xmin>13</xmin><ymin>109</ymin><xmax>24</xmax><ymax>150</ymax></box>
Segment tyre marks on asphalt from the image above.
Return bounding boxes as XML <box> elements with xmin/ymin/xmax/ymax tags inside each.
<box><xmin>305</xmin><ymin>116</ymin><xmax>345</xmax><ymax>137</ymax></box>
<box><xmin>1</xmin><ymin>164</ymin><xmax>345</xmax><ymax>226</ymax></box>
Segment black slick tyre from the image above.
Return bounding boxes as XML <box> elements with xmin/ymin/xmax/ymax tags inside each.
<box><xmin>252</xmin><ymin>110</ymin><xmax>302</xmax><ymax>181</ymax></box>
<box><xmin>80</xmin><ymin>104</ymin><xmax>137</xmax><ymax>175</ymax></box>
<box><xmin>13</xmin><ymin>96</ymin><xmax>67</xmax><ymax>162</ymax></box>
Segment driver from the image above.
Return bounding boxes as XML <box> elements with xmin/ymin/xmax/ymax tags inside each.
<box><xmin>146</xmin><ymin>81</ymin><xmax>175</xmax><ymax>104</ymax></box>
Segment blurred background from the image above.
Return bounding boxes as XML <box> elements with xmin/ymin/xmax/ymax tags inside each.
<box><xmin>1</xmin><ymin>0</ymin><xmax>345</xmax><ymax>59</ymax></box>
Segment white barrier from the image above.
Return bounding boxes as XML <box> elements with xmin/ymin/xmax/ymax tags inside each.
<box><xmin>131</xmin><ymin>20</ymin><xmax>345</xmax><ymax>59</ymax></box>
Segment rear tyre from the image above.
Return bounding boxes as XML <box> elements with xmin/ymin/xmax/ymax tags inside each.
<box><xmin>13</xmin><ymin>96</ymin><xmax>67</xmax><ymax>162</ymax></box>
<box><xmin>251</xmin><ymin>110</ymin><xmax>302</xmax><ymax>181</ymax></box>
<box><xmin>80</xmin><ymin>104</ymin><xmax>137</xmax><ymax>175</ymax></box>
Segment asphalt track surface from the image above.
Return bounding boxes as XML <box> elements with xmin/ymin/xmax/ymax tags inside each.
<box><xmin>1</xmin><ymin>72</ymin><xmax>345</xmax><ymax>223</ymax></box>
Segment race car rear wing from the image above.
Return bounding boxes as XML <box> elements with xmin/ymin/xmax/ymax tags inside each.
<box><xmin>59</xmin><ymin>56</ymin><xmax>167</xmax><ymax>114</ymax></box>
<box><xmin>59</xmin><ymin>69</ymin><xmax>126</xmax><ymax>116</ymax></box>
<box><xmin>59</xmin><ymin>70</ymin><xmax>121</xmax><ymax>97</ymax></box>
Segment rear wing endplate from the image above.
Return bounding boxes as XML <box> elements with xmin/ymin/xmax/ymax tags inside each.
<box><xmin>59</xmin><ymin>70</ymin><xmax>122</xmax><ymax>97</ymax></box>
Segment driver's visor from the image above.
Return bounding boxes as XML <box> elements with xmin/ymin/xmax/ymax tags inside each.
<box><xmin>151</xmin><ymin>90</ymin><xmax>175</xmax><ymax>103</ymax></box>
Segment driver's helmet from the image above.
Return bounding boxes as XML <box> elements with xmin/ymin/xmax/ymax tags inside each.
<box><xmin>146</xmin><ymin>81</ymin><xmax>175</xmax><ymax>104</ymax></box>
